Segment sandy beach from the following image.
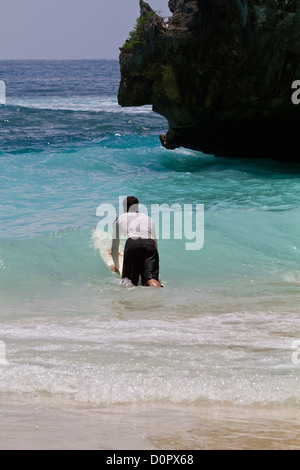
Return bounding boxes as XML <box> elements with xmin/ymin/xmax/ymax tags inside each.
<box><xmin>0</xmin><ymin>394</ymin><xmax>299</xmax><ymax>450</ymax></box>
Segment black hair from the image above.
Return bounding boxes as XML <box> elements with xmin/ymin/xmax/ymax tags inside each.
<box><xmin>123</xmin><ymin>196</ymin><xmax>139</xmax><ymax>213</ymax></box>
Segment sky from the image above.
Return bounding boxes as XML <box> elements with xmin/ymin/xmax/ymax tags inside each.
<box><xmin>0</xmin><ymin>0</ymin><xmax>171</xmax><ymax>60</ymax></box>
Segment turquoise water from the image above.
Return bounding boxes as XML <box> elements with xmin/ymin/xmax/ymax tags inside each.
<box><xmin>0</xmin><ymin>61</ymin><xmax>299</xmax><ymax>408</ymax></box>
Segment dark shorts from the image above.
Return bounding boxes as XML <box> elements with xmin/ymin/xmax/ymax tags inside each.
<box><xmin>122</xmin><ymin>238</ymin><xmax>159</xmax><ymax>286</ymax></box>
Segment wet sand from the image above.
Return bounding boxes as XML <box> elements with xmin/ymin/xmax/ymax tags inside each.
<box><xmin>0</xmin><ymin>395</ymin><xmax>299</xmax><ymax>450</ymax></box>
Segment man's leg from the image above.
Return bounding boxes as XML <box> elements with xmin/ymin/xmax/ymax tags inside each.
<box><xmin>141</xmin><ymin>240</ymin><xmax>162</xmax><ymax>287</ymax></box>
<box><xmin>122</xmin><ymin>239</ymin><xmax>140</xmax><ymax>286</ymax></box>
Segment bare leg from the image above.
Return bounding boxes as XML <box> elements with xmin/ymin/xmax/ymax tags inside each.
<box><xmin>147</xmin><ymin>279</ymin><xmax>162</xmax><ymax>288</ymax></box>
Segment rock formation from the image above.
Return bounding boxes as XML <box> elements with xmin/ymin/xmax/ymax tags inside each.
<box><xmin>118</xmin><ymin>0</ymin><xmax>300</xmax><ymax>162</ymax></box>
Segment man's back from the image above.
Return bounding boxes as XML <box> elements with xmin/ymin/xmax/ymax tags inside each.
<box><xmin>114</xmin><ymin>212</ymin><xmax>157</xmax><ymax>242</ymax></box>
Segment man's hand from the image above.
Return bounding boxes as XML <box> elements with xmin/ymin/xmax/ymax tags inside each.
<box><xmin>110</xmin><ymin>266</ymin><xmax>120</xmax><ymax>275</ymax></box>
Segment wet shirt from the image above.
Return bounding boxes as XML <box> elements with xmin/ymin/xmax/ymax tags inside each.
<box><xmin>111</xmin><ymin>212</ymin><xmax>157</xmax><ymax>270</ymax></box>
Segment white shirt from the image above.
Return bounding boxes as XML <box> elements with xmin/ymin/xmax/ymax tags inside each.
<box><xmin>111</xmin><ymin>212</ymin><xmax>157</xmax><ymax>270</ymax></box>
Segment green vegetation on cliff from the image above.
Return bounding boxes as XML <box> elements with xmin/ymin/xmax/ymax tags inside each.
<box><xmin>121</xmin><ymin>10</ymin><xmax>155</xmax><ymax>52</ymax></box>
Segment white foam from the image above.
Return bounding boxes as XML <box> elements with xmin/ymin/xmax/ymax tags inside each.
<box><xmin>7</xmin><ymin>97</ymin><xmax>153</xmax><ymax>115</ymax></box>
<box><xmin>0</xmin><ymin>312</ymin><xmax>298</xmax><ymax>407</ymax></box>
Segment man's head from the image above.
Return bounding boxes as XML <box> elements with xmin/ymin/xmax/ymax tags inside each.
<box><xmin>123</xmin><ymin>196</ymin><xmax>139</xmax><ymax>213</ymax></box>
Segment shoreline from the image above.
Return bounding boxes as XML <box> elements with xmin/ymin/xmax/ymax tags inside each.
<box><xmin>0</xmin><ymin>394</ymin><xmax>299</xmax><ymax>450</ymax></box>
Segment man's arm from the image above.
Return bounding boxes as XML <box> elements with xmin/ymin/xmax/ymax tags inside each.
<box><xmin>111</xmin><ymin>219</ymin><xmax>120</xmax><ymax>272</ymax></box>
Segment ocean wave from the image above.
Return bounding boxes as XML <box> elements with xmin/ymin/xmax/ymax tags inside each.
<box><xmin>0</xmin><ymin>314</ymin><xmax>299</xmax><ymax>407</ymax></box>
<box><xmin>0</xmin><ymin>229</ymin><xmax>108</xmax><ymax>298</ymax></box>
<box><xmin>6</xmin><ymin>97</ymin><xmax>154</xmax><ymax>115</ymax></box>
<box><xmin>0</xmin><ymin>98</ymin><xmax>166</xmax><ymax>154</ymax></box>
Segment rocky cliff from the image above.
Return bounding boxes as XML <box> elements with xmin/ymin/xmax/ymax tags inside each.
<box><xmin>118</xmin><ymin>0</ymin><xmax>300</xmax><ymax>162</ymax></box>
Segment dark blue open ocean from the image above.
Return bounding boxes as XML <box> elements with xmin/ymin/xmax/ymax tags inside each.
<box><xmin>0</xmin><ymin>60</ymin><xmax>299</xmax><ymax>448</ymax></box>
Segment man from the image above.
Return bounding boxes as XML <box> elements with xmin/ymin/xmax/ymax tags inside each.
<box><xmin>111</xmin><ymin>196</ymin><xmax>162</xmax><ymax>287</ymax></box>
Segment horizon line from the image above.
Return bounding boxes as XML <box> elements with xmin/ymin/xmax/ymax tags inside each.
<box><xmin>0</xmin><ymin>58</ymin><xmax>119</xmax><ymax>61</ymax></box>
